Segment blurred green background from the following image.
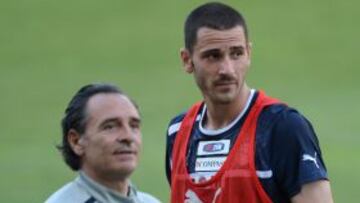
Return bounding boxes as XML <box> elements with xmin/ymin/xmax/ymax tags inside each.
<box><xmin>0</xmin><ymin>0</ymin><xmax>358</xmax><ymax>202</ymax></box>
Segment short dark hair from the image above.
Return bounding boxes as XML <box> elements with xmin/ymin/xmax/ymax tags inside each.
<box><xmin>58</xmin><ymin>83</ymin><xmax>138</xmax><ymax>171</ymax></box>
<box><xmin>184</xmin><ymin>2</ymin><xmax>249</xmax><ymax>53</ymax></box>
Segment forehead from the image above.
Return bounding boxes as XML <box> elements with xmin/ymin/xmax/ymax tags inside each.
<box><xmin>194</xmin><ymin>26</ymin><xmax>247</xmax><ymax>52</ymax></box>
<box><xmin>86</xmin><ymin>93</ymin><xmax>139</xmax><ymax>122</ymax></box>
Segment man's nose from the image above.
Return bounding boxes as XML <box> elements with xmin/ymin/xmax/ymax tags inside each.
<box><xmin>218</xmin><ymin>56</ymin><xmax>234</xmax><ymax>75</ymax></box>
<box><xmin>116</xmin><ymin>125</ymin><xmax>134</xmax><ymax>143</ymax></box>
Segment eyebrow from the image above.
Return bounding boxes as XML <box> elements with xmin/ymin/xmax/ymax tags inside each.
<box><xmin>230</xmin><ymin>46</ymin><xmax>245</xmax><ymax>51</ymax></box>
<box><xmin>99</xmin><ymin>117</ymin><xmax>141</xmax><ymax>127</ymax></box>
<box><xmin>201</xmin><ymin>45</ymin><xmax>245</xmax><ymax>54</ymax></box>
<box><xmin>200</xmin><ymin>48</ymin><xmax>221</xmax><ymax>56</ymax></box>
<box><xmin>130</xmin><ymin>117</ymin><xmax>141</xmax><ymax>124</ymax></box>
<box><xmin>202</xmin><ymin>48</ymin><xmax>220</xmax><ymax>53</ymax></box>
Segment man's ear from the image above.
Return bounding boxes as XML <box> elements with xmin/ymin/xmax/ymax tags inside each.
<box><xmin>180</xmin><ymin>48</ymin><xmax>194</xmax><ymax>73</ymax></box>
<box><xmin>68</xmin><ymin>129</ymin><xmax>85</xmax><ymax>156</ymax></box>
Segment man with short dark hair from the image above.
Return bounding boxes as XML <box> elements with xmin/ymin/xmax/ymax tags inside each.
<box><xmin>165</xmin><ymin>2</ymin><xmax>333</xmax><ymax>203</ymax></box>
<box><xmin>46</xmin><ymin>83</ymin><xmax>160</xmax><ymax>203</ymax></box>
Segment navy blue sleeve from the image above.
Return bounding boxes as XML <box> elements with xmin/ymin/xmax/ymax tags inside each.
<box><xmin>270</xmin><ymin>108</ymin><xmax>328</xmax><ymax>198</ymax></box>
<box><xmin>165</xmin><ymin>127</ymin><xmax>174</xmax><ymax>185</ymax></box>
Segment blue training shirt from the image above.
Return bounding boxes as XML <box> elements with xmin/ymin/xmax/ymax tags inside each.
<box><xmin>165</xmin><ymin>90</ymin><xmax>328</xmax><ymax>203</ymax></box>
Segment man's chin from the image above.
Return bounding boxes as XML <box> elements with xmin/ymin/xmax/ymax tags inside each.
<box><xmin>109</xmin><ymin>160</ymin><xmax>138</xmax><ymax>175</ymax></box>
<box><xmin>211</xmin><ymin>93</ymin><xmax>237</xmax><ymax>104</ymax></box>
<box><xmin>107</xmin><ymin>165</ymin><xmax>137</xmax><ymax>179</ymax></box>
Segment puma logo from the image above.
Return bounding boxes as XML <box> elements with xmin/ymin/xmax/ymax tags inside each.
<box><xmin>302</xmin><ymin>152</ymin><xmax>319</xmax><ymax>168</ymax></box>
<box><xmin>184</xmin><ymin>188</ymin><xmax>221</xmax><ymax>203</ymax></box>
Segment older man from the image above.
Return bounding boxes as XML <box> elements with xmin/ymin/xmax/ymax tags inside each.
<box><xmin>46</xmin><ymin>83</ymin><xmax>160</xmax><ymax>203</ymax></box>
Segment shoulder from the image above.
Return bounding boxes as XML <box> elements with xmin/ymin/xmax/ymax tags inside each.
<box><xmin>45</xmin><ymin>180</ymin><xmax>90</xmax><ymax>203</ymax></box>
<box><xmin>272</xmin><ymin>105</ymin><xmax>317</xmax><ymax>145</ymax></box>
<box><xmin>259</xmin><ymin>104</ymin><xmax>315</xmax><ymax>137</ymax></box>
<box><xmin>137</xmin><ymin>191</ymin><xmax>162</xmax><ymax>203</ymax></box>
<box><xmin>166</xmin><ymin>104</ymin><xmax>204</xmax><ymax>137</ymax></box>
<box><xmin>166</xmin><ymin>112</ymin><xmax>187</xmax><ymax>137</ymax></box>
<box><xmin>259</xmin><ymin>103</ymin><xmax>321</xmax><ymax>156</ymax></box>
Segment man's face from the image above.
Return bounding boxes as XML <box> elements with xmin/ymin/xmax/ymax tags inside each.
<box><xmin>76</xmin><ymin>93</ymin><xmax>141</xmax><ymax>181</ymax></box>
<box><xmin>182</xmin><ymin>26</ymin><xmax>251</xmax><ymax>104</ymax></box>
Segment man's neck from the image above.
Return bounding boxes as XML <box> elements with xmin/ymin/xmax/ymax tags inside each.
<box><xmin>204</xmin><ymin>86</ymin><xmax>251</xmax><ymax>130</ymax></box>
<box><xmin>82</xmin><ymin>168</ymin><xmax>130</xmax><ymax>196</ymax></box>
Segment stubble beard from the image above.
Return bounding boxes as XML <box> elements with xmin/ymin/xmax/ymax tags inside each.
<box><xmin>210</xmin><ymin>88</ymin><xmax>239</xmax><ymax>104</ymax></box>
<box><xmin>204</xmin><ymin>81</ymin><xmax>240</xmax><ymax>105</ymax></box>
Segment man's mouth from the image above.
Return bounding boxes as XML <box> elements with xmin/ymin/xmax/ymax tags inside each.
<box><xmin>214</xmin><ymin>80</ymin><xmax>236</xmax><ymax>87</ymax></box>
<box><xmin>113</xmin><ymin>149</ymin><xmax>137</xmax><ymax>155</ymax></box>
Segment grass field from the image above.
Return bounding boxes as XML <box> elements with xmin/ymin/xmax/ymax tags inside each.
<box><xmin>0</xmin><ymin>0</ymin><xmax>359</xmax><ymax>202</ymax></box>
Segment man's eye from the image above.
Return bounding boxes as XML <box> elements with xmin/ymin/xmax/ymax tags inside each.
<box><xmin>231</xmin><ymin>50</ymin><xmax>243</xmax><ymax>58</ymax></box>
<box><xmin>205</xmin><ymin>53</ymin><xmax>221</xmax><ymax>60</ymax></box>
<box><xmin>103</xmin><ymin>123</ymin><xmax>116</xmax><ymax>130</ymax></box>
<box><xmin>130</xmin><ymin>122</ymin><xmax>140</xmax><ymax>130</ymax></box>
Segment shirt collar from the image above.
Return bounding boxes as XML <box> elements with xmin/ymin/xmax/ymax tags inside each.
<box><xmin>77</xmin><ymin>171</ymin><xmax>138</xmax><ymax>203</ymax></box>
